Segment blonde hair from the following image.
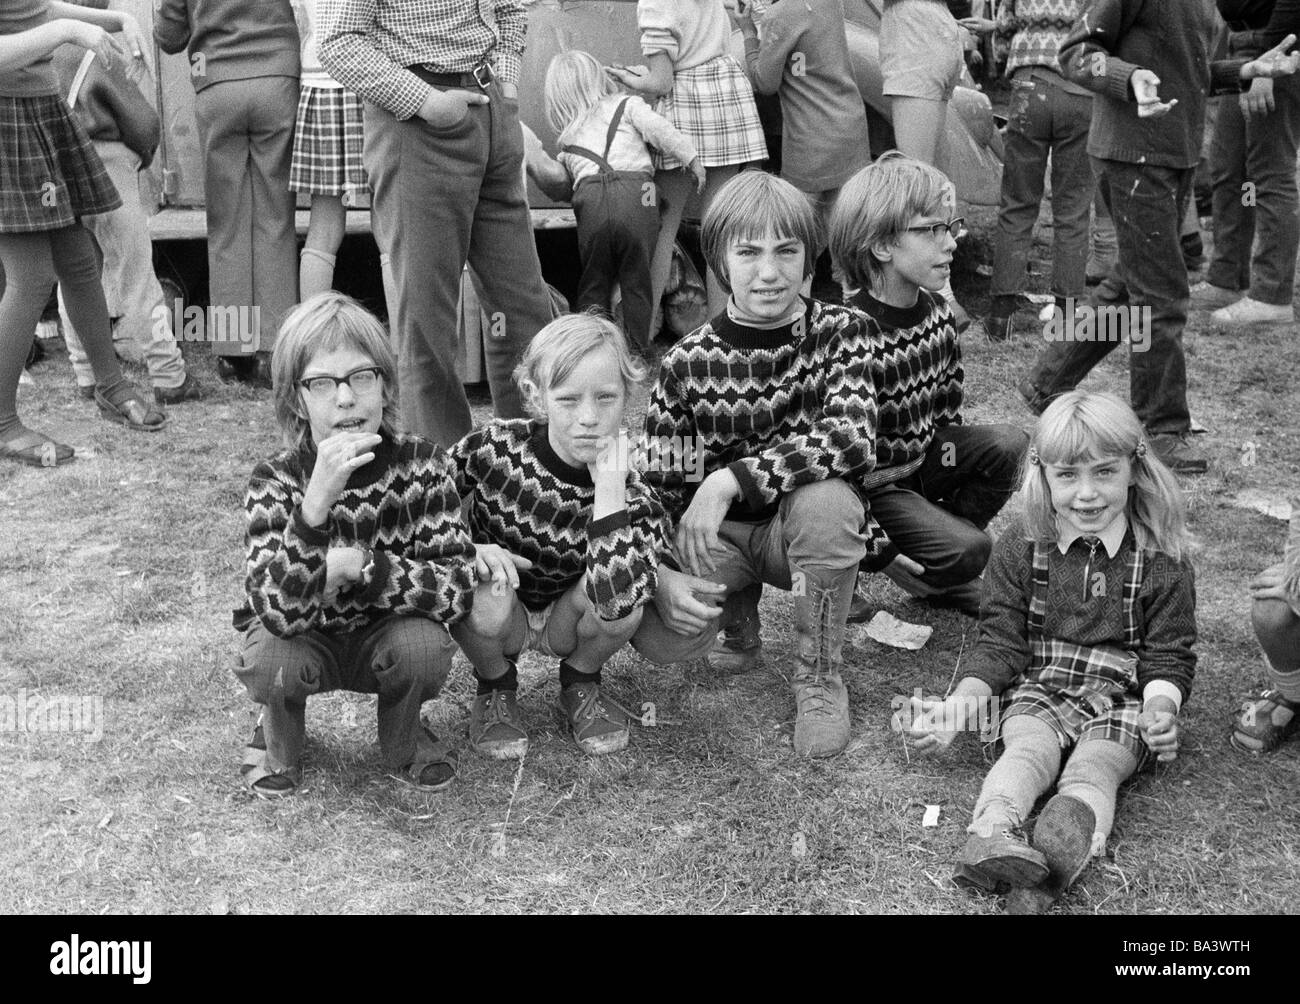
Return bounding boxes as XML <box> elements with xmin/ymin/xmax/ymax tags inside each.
<box><xmin>544</xmin><ymin>49</ymin><xmax>619</xmax><ymax>142</ymax></box>
<box><xmin>700</xmin><ymin>171</ymin><xmax>820</xmax><ymax>292</ymax></box>
<box><xmin>271</xmin><ymin>291</ymin><xmax>400</xmax><ymax>451</ymax></box>
<box><xmin>829</xmin><ymin>151</ymin><xmax>956</xmax><ymax>293</ymax></box>
<box><xmin>1021</xmin><ymin>391</ymin><xmax>1195</xmax><ymax>562</ymax></box>
<box><xmin>514</xmin><ymin>311</ymin><xmax>648</xmax><ymax>422</ymax></box>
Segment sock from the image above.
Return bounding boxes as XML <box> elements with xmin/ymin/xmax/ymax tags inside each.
<box><xmin>299</xmin><ymin>248</ymin><xmax>337</xmax><ymax>301</ymax></box>
<box><xmin>475</xmin><ymin>659</ymin><xmax>518</xmax><ymax>695</ymax></box>
<box><xmin>559</xmin><ymin>659</ymin><xmax>599</xmax><ymax>690</ymax></box>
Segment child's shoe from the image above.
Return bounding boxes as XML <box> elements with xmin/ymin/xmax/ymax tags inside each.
<box><xmin>1231</xmin><ymin>690</ymin><xmax>1300</xmax><ymax>754</ymax></box>
<box><xmin>469</xmin><ymin>689</ymin><xmax>529</xmax><ymax>759</ymax></box>
<box><xmin>1032</xmin><ymin>794</ymin><xmax>1096</xmax><ymax>890</ymax></box>
<box><xmin>560</xmin><ymin>681</ymin><xmax>630</xmax><ymax>755</ymax></box>
<box><xmin>957</xmin><ymin>825</ymin><xmax>1049</xmax><ymax>888</ymax></box>
<box><xmin>239</xmin><ymin>719</ymin><xmax>301</xmax><ymax>799</ymax></box>
<box><xmin>707</xmin><ymin>583</ymin><xmax>763</xmax><ymax>673</ymax></box>
<box><xmin>1210</xmin><ymin>297</ymin><xmax>1294</xmax><ymax>327</ymax></box>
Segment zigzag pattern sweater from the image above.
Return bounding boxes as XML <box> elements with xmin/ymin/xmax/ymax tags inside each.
<box><xmin>235</xmin><ymin>433</ymin><xmax>476</xmax><ymax>637</ymax></box>
<box><xmin>448</xmin><ymin>419</ymin><xmax>670</xmax><ymax>621</ymax></box>
<box><xmin>849</xmin><ymin>289</ymin><xmax>964</xmax><ymax>568</ymax></box>
<box><xmin>643</xmin><ymin>297</ymin><xmax>881</xmax><ymax>549</ymax></box>
<box><xmin>995</xmin><ymin>0</ymin><xmax>1090</xmax><ymax>84</ymax></box>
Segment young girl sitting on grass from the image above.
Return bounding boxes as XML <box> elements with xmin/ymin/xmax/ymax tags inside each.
<box><xmin>447</xmin><ymin>313</ymin><xmax>670</xmax><ymax>758</ymax></box>
<box><xmin>525</xmin><ymin>49</ymin><xmax>704</xmax><ymax>351</ymax></box>
<box><xmin>906</xmin><ymin>390</ymin><xmax>1197</xmax><ymax>910</ymax></box>
<box><xmin>1232</xmin><ymin>498</ymin><xmax>1300</xmax><ymax>753</ymax></box>
<box><xmin>233</xmin><ymin>292</ymin><xmax>476</xmax><ymax>798</ymax></box>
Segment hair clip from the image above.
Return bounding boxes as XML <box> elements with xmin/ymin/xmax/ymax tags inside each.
<box><xmin>1134</xmin><ymin>440</ymin><xmax>1148</xmax><ymax>459</ymax></box>
<box><xmin>1027</xmin><ymin>445</ymin><xmax>1040</xmax><ymax>466</ymax></box>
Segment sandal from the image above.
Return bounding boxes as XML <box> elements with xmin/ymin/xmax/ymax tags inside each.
<box><xmin>94</xmin><ymin>382</ymin><xmax>168</xmax><ymax>432</ymax></box>
<box><xmin>399</xmin><ymin>726</ymin><xmax>460</xmax><ymax>792</ymax></box>
<box><xmin>240</xmin><ymin>722</ymin><xmax>301</xmax><ymax>799</ymax></box>
<box><xmin>0</xmin><ymin>429</ymin><xmax>74</xmax><ymax>467</ymax></box>
<box><xmin>1231</xmin><ymin>689</ymin><xmax>1300</xmax><ymax>754</ymax></box>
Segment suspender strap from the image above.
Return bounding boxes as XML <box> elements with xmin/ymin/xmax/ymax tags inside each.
<box><xmin>560</xmin><ymin>98</ymin><xmax>631</xmax><ymax>174</ymax></box>
<box><xmin>601</xmin><ymin>97</ymin><xmax>629</xmax><ymax>161</ymax></box>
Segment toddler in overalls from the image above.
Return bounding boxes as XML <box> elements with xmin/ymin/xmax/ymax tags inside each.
<box><xmin>526</xmin><ymin>49</ymin><xmax>703</xmax><ymax>350</ymax></box>
<box><xmin>905</xmin><ymin>390</ymin><xmax>1197</xmax><ymax>911</ymax></box>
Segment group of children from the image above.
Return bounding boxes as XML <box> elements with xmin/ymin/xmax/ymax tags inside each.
<box><xmin>234</xmin><ymin>143</ymin><xmax>1294</xmax><ymax>912</ymax></box>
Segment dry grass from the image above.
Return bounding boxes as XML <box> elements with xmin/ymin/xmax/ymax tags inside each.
<box><xmin>2</xmin><ymin>206</ymin><xmax>1298</xmax><ymax>915</ymax></box>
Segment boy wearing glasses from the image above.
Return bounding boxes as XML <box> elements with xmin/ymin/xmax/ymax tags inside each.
<box><xmin>233</xmin><ymin>292</ymin><xmax>476</xmax><ymax>798</ymax></box>
<box><xmin>827</xmin><ymin>152</ymin><xmax>1027</xmax><ymax>617</ymax></box>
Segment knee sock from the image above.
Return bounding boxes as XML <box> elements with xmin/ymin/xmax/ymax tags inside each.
<box><xmin>559</xmin><ymin>659</ymin><xmax>599</xmax><ymax>689</ymax></box>
<box><xmin>299</xmin><ymin>247</ymin><xmax>338</xmax><ymax>301</ymax></box>
<box><xmin>971</xmin><ymin>716</ymin><xmax>1061</xmax><ymax>834</ymax></box>
<box><xmin>1056</xmin><ymin>739</ymin><xmax>1139</xmax><ymax>854</ymax></box>
<box><xmin>475</xmin><ymin>659</ymin><xmax>518</xmax><ymax>695</ymax></box>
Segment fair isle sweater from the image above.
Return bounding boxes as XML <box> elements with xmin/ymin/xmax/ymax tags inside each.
<box><xmin>994</xmin><ymin>0</ymin><xmax>1091</xmax><ymax>94</ymax></box>
<box><xmin>963</xmin><ymin>518</ymin><xmax>1197</xmax><ymax>702</ymax></box>
<box><xmin>234</xmin><ymin>433</ymin><xmax>476</xmax><ymax>637</ymax></box>
<box><xmin>447</xmin><ymin>419</ymin><xmax>671</xmax><ymax>621</ymax></box>
<box><xmin>643</xmin><ymin>297</ymin><xmax>880</xmax><ymax>546</ymax></box>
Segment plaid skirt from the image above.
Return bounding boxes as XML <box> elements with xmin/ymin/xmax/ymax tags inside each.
<box><xmin>652</xmin><ymin>55</ymin><xmax>768</xmax><ymax>170</ymax></box>
<box><xmin>289</xmin><ymin>84</ymin><xmax>368</xmax><ymax>197</ymax></box>
<box><xmin>0</xmin><ymin>94</ymin><xmax>120</xmax><ymax>233</ymax></box>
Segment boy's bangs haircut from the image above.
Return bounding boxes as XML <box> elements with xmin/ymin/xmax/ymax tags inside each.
<box><xmin>701</xmin><ymin>171</ymin><xmax>819</xmax><ymax>292</ymax></box>
<box><xmin>514</xmin><ymin>311</ymin><xmax>648</xmax><ymax>422</ymax></box>
<box><xmin>1020</xmin><ymin>390</ymin><xmax>1195</xmax><ymax>562</ymax></box>
<box><xmin>544</xmin><ymin>49</ymin><xmax>617</xmax><ymax>140</ymax></box>
<box><xmin>829</xmin><ymin>150</ymin><xmax>955</xmax><ymax>293</ymax></box>
<box><xmin>272</xmin><ymin>291</ymin><xmax>400</xmax><ymax>451</ymax></box>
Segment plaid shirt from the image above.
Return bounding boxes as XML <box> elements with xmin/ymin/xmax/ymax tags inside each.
<box><xmin>319</xmin><ymin>0</ymin><xmax>527</xmax><ymax>120</ymax></box>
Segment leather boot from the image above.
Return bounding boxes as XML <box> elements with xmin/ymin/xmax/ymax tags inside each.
<box><xmin>707</xmin><ymin>581</ymin><xmax>763</xmax><ymax>673</ymax></box>
<box><xmin>790</xmin><ymin>564</ymin><xmax>856</xmax><ymax>757</ymax></box>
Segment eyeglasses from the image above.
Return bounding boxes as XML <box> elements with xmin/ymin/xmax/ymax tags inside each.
<box><xmin>299</xmin><ymin>366</ymin><xmax>383</xmax><ymax>400</ymax></box>
<box><xmin>904</xmin><ymin>218</ymin><xmax>965</xmax><ymax>241</ymax></box>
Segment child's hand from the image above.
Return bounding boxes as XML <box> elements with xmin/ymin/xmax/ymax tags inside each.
<box><xmin>473</xmin><ymin>543</ymin><xmax>532</xmax><ymax>592</ymax></box>
<box><xmin>899</xmin><ymin>695</ymin><xmax>964</xmax><ymax>754</ymax></box>
<box><xmin>302</xmin><ymin>431</ymin><xmax>382</xmax><ymax>524</ymax></box>
<box><xmin>323</xmin><ymin>546</ymin><xmax>367</xmax><ymax>602</ymax></box>
<box><xmin>1130</xmin><ymin>70</ymin><xmax>1177</xmax><ymax>118</ymax></box>
<box><xmin>1250</xmin><ymin>562</ymin><xmax>1300</xmax><ymax>617</ymax></box>
<box><xmin>520</xmin><ymin>122</ymin><xmax>544</xmax><ymax>159</ymax></box>
<box><xmin>1139</xmin><ymin>707</ymin><xmax>1179</xmax><ymax>762</ymax></box>
<box><xmin>1242</xmin><ymin>33</ymin><xmax>1300</xmax><ymax>80</ymax></box>
<box><xmin>1240</xmin><ymin>77</ymin><xmax>1275</xmax><ymax>118</ymax></box>
<box><xmin>417</xmin><ymin>87</ymin><xmax>490</xmax><ymax>129</ymax></box>
<box><xmin>62</xmin><ymin>20</ymin><xmax>124</xmax><ymax>70</ymax></box>
<box><xmin>958</xmin><ymin>17</ymin><xmax>997</xmax><ymax>34</ymax></box>
<box><xmin>605</xmin><ymin>64</ymin><xmax>652</xmax><ymax>92</ymax></box>
<box><xmin>675</xmin><ymin>469</ymin><xmax>740</xmax><ymax>577</ymax></box>
<box><xmin>686</xmin><ymin>156</ymin><xmax>706</xmax><ymax>194</ymax></box>
<box><xmin>590</xmin><ymin>433</ymin><xmax>630</xmax><ymax>489</ymax></box>
<box><xmin>885</xmin><ymin>552</ymin><xmax>926</xmax><ymax>579</ymax></box>
<box><xmin>114</xmin><ymin>10</ymin><xmax>147</xmax><ymax>62</ymax></box>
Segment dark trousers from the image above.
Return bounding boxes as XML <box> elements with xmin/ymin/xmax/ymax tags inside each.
<box><xmin>992</xmin><ymin>70</ymin><xmax>1093</xmax><ymax>300</ymax></box>
<box><xmin>573</xmin><ymin>172</ymin><xmax>659</xmax><ymax>348</ymax></box>
<box><xmin>865</xmin><ymin>423</ymin><xmax>1028</xmax><ymax>586</ymax></box>
<box><xmin>364</xmin><ymin>81</ymin><xmax>555</xmax><ymax>446</ymax></box>
<box><xmin>194</xmin><ymin>76</ymin><xmax>299</xmax><ymax>355</ymax></box>
<box><xmin>1026</xmin><ymin>159</ymin><xmax>1194</xmax><ymax>437</ymax></box>
<box><xmin>1207</xmin><ymin>32</ymin><xmax>1300</xmax><ymax>305</ymax></box>
<box><xmin>235</xmin><ymin>616</ymin><xmax>455</xmax><ymax>771</ymax></box>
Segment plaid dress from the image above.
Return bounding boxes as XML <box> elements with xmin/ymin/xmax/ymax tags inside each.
<box><xmin>652</xmin><ymin>55</ymin><xmax>767</xmax><ymax>170</ymax></box>
<box><xmin>0</xmin><ymin>93</ymin><xmax>120</xmax><ymax>233</ymax></box>
<box><xmin>1001</xmin><ymin>538</ymin><xmax>1148</xmax><ymax>762</ymax></box>
<box><xmin>289</xmin><ymin>85</ymin><xmax>369</xmax><ymax>197</ymax></box>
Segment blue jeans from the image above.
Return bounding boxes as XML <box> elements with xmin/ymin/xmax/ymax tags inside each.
<box><xmin>1206</xmin><ymin>31</ymin><xmax>1300</xmax><ymax>305</ymax></box>
<box><xmin>1025</xmin><ymin>159</ymin><xmax>1194</xmax><ymax>437</ymax></box>
<box><xmin>991</xmin><ymin>70</ymin><xmax>1093</xmax><ymax>300</ymax></box>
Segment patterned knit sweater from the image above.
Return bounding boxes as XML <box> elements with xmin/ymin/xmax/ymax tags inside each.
<box><xmin>995</xmin><ymin>0</ymin><xmax>1090</xmax><ymax>88</ymax></box>
<box><xmin>847</xmin><ymin>289</ymin><xmax>963</xmax><ymax>568</ymax></box>
<box><xmin>234</xmin><ymin>433</ymin><xmax>476</xmax><ymax>637</ymax></box>
<box><xmin>447</xmin><ymin>419</ymin><xmax>670</xmax><ymax>621</ymax></box>
<box><xmin>964</xmin><ymin>519</ymin><xmax>1197</xmax><ymax>701</ymax></box>
<box><xmin>643</xmin><ymin>297</ymin><xmax>879</xmax><ymax>544</ymax></box>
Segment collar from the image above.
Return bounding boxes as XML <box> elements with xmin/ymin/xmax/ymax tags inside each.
<box><xmin>850</xmin><ymin>287</ymin><xmax>934</xmax><ymax>331</ymax></box>
<box><xmin>1056</xmin><ymin>512</ymin><xmax>1129</xmax><ymax>558</ymax></box>
<box><xmin>711</xmin><ymin>297</ymin><xmax>814</xmax><ymax>350</ymax></box>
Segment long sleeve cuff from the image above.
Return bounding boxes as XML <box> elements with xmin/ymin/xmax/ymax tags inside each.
<box><xmin>1142</xmin><ymin>679</ymin><xmax>1183</xmax><ymax>712</ymax></box>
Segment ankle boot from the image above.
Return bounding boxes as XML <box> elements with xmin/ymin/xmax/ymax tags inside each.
<box><xmin>708</xmin><ymin>581</ymin><xmax>763</xmax><ymax>673</ymax></box>
<box><xmin>790</xmin><ymin>564</ymin><xmax>857</xmax><ymax>757</ymax></box>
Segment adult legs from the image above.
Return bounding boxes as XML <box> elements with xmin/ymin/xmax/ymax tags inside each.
<box><xmin>246</xmin><ymin>75</ymin><xmax>300</xmax><ymax>350</ymax></box>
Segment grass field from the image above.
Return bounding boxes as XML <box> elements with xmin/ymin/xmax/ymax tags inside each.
<box><xmin>2</xmin><ymin>205</ymin><xmax>1298</xmax><ymax>915</ymax></box>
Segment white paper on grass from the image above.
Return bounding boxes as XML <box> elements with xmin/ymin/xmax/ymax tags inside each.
<box><xmin>922</xmin><ymin>805</ymin><xmax>941</xmax><ymax>828</ymax></box>
<box><xmin>861</xmin><ymin>611</ymin><xmax>933</xmax><ymax>651</ymax></box>
<box><xmin>1234</xmin><ymin>490</ymin><xmax>1293</xmax><ymax>522</ymax></box>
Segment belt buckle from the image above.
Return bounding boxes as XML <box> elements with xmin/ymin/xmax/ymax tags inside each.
<box><xmin>472</xmin><ymin>62</ymin><xmax>493</xmax><ymax>91</ymax></box>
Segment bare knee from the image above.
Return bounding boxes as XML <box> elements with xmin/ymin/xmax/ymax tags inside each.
<box><xmin>466</xmin><ymin>581</ymin><xmax>516</xmax><ymax>639</ymax></box>
<box><xmin>1253</xmin><ymin>597</ymin><xmax>1299</xmax><ymax>649</ymax></box>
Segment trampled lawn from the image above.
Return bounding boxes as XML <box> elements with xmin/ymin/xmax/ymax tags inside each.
<box><xmin>2</xmin><ymin>206</ymin><xmax>1298</xmax><ymax>914</ymax></box>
